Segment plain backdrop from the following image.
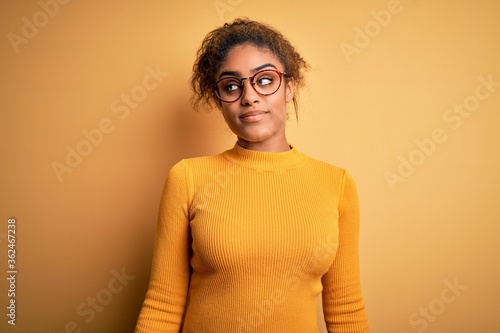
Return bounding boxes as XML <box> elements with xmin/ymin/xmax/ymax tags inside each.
<box><xmin>1</xmin><ymin>0</ymin><xmax>499</xmax><ymax>332</ymax></box>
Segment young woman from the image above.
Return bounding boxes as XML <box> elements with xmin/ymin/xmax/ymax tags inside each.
<box><xmin>135</xmin><ymin>18</ymin><xmax>369</xmax><ymax>333</ymax></box>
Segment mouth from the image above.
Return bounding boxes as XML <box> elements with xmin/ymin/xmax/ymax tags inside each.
<box><xmin>239</xmin><ymin>111</ymin><xmax>269</xmax><ymax>123</ymax></box>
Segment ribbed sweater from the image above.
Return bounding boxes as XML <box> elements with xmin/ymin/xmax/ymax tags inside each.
<box><xmin>135</xmin><ymin>143</ymin><xmax>369</xmax><ymax>333</ymax></box>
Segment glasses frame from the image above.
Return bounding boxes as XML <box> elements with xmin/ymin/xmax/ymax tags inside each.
<box><xmin>213</xmin><ymin>69</ymin><xmax>288</xmax><ymax>103</ymax></box>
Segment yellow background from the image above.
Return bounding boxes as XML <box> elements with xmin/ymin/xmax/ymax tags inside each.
<box><xmin>1</xmin><ymin>0</ymin><xmax>499</xmax><ymax>332</ymax></box>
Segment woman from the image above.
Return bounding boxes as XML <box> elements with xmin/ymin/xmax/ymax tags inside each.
<box><xmin>135</xmin><ymin>18</ymin><xmax>369</xmax><ymax>333</ymax></box>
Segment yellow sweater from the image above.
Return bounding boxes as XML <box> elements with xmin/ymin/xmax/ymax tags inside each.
<box><xmin>135</xmin><ymin>143</ymin><xmax>368</xmax><ymax>333</ymax></box>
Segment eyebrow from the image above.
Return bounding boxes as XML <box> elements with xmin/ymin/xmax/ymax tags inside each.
<box><xmin>218</xmin><ymin>63</ymin><xmax>278</xmax><ymax>79</ymax></box>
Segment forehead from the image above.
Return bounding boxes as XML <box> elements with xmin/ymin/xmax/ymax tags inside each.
<box><xmin>218</xmin><ymin>43</ymin><xmax>284</xmax><ymax>75</ymax></box>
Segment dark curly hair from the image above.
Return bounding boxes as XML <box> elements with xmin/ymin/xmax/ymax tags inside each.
<box><xmin>190</xmin><ymin>18</ymin><xmax>309</xmax><ymax>118</ymax></box>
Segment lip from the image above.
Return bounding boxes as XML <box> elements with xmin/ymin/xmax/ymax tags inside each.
<box><xmin>239</xmin><ymin>110</ymin><xmax>269</xmax><ymax>123</ymax></box>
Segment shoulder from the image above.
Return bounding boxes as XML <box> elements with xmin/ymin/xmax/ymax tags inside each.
<box><xmin>303</xmin><ymin>154</ymin><xmax>351</xmax><ymax>179</ymax></box>
<box><xmin>177</xmin><ymin>152</ymin><xmax>227</xmax><ymax>172</ymax></box>
<box><xmin>300</xmin><ymin>153</ymin><xmax>358</xmax><ymax>199</ymax></box>
<box><xmin>165</xmin><ymin>152</ymin><xmax>228</xmax><ymax>183</ymax></box>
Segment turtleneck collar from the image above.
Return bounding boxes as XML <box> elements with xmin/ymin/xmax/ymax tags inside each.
<box><xmin>222</xmin><ymin>142</ymin><xmax>308</xmax><ymax>172</ymax></box>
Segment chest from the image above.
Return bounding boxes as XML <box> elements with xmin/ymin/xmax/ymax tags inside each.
<box><xmin>188</xmin><ymin>170</ymin><xmax>340</xmax><ymax>277</ymax></box>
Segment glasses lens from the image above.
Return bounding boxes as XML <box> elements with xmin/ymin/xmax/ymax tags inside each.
<box><xmin>253</xmin><ymin>70</ymin><xmax>282</xmax><ymax>95</ymax></box>
<box><xmin>216</xmin><ymin>78</ymin><xmax>242</xmax><ymax>102</ymax></box>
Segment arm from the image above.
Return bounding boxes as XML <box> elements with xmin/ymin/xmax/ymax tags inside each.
<box><xmin>322</xmin><ymin>170</ymin><xmax>369</xmax><ymax>333</ymax></box>
<box><xmin>135</xmin><ymin>161</ymin><xmax>192</xmax><ymax>333</ymax></box>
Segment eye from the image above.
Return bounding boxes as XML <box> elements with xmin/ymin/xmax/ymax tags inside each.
<box><xmin>220</xmin><ymin>78</ymin><xmax>241</xmax><ymax>94</ymax></box>
<box><xmin>257</xmin><ymin>76</ymin><xmax>273</xmax><ymax>86</ymax></box>
<box><xmin>224</xmin><ymin>83</ymin><xmax>240</xmax><ymax>93</ymax></box>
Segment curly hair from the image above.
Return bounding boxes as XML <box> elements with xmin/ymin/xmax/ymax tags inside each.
<box><xmin>190</xmin><ymin>18</ymin><xmax>309</xmax><ymax>117</ymax></box>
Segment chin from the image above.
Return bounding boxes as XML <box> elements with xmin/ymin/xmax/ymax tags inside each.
<box><xmin>238</xmin><ymin>129</ymin><xmax>273</xmax><ymax>143</ymax></box>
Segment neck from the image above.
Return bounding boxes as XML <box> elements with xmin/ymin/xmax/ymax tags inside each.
<box><xmin>225</xmin><ymin>141</ymin><xmax>306</xmax><ymax>172</ymax></box>
<box><xmin>236</xmin><ymin>136</ymin><xmax>290</xmax><ymax>152</ymax></box>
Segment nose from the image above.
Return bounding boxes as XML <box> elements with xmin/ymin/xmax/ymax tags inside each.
<box><xmin>239</xmin><ymin>78</ymin><xmax>260</xmax><ymax>105</ymax></box>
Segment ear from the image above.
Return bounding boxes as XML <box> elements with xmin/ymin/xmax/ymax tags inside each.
<box><xmin>284</xmin><ymin>77</ymin><xmax>295</xmax><ymax>103</ymax></box>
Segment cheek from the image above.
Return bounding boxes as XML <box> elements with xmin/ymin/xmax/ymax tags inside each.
<box><xmin>271</xmin><ymin>92</ymin><xmax>289</xmax><ymax>114</ymax></box>
<box><xmin>220</xmin><ymin>106</ymin><xmax>240</xmax><ymax>128</ymax></box>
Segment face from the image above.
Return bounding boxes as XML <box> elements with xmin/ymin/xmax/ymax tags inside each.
<box><xmin>215</xmin><ymin>43</ymin><xmax>295</xmax><ymax>152</ymax></box>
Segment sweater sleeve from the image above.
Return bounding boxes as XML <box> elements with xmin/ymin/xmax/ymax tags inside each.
<box><xmin>135</xmin><ymin>161</ymin><xmax>192</xmax><ymax>333</ymax></box>
<box><xmin>321</xmin><ymin>170</ymin><xmax>369</xmax><ymax>332</ymax></box>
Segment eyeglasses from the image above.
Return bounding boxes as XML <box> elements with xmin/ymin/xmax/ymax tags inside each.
<box><xmin>213</xmin><ymin>69</ymin><xmax>288</xmax><ymax>103</ymax></box>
